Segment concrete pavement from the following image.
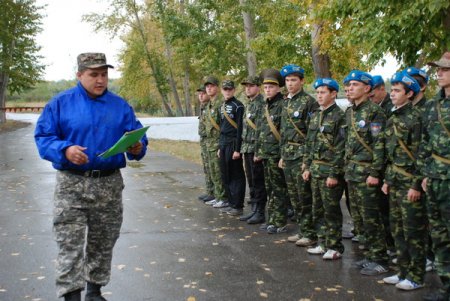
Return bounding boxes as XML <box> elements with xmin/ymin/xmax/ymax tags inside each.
<box><xmin>0</xmin><ymin>124</ymin><xmax>441</xmax><ymax>301</ymax></box>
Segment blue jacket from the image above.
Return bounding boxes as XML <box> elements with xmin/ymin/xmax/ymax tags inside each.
<box><xmin>35</xmin><ymin>82</ymin><xmax>147</xmax><ymax>170</ymax></box>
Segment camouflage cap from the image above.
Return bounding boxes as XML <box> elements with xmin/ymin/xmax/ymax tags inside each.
<box><xmin>196</xmin><ymin>85</ymin><xmax>206</xmax><ymax>92</ymax></box>
<box><xmin>222</xmin><ymin>80</ymin><xmax>235</xmax><ymax>89</ymax></box>
<box><xmin>77</xmin><ymin>53</ymin><xmax>114</xmax><ymax>71</ymax></box>
<box><xmin>427</xmin><ymin>52</ymin><xmax>450</xmax><ymax>68</ymax></box>
<box><xmin>241</xmin><ymin>75</ymin><xmax>261</xmax><ymax>86</ymax></box>
<box><xmin>260</xmin><ymin>68</ymin><xmax>285</xmax><ymax>87</ymax></box>
<box><xmin>204</xmin><ymin>76</ymin><xmax>219</xmax><ymax>86</ymax></box>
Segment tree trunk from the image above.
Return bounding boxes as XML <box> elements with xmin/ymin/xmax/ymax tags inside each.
<box><xmin>0</xmin><ymin>73</ymin><xmax>8</xmax><ymax>124</ymax></box>
<box><xmin>311</xmin><ymin>22</ymin><xmax>331</xmax><ymax>78</ymax></box>
<box><xmin>443</xmin><ymin>5</ymin><xmax>450</xmax><ymax>52</ymax></box>
<box><xmin>183</xmin><ymin>62</ymin><xmax>193</xmax><ymax>116</ymax></box>
<box><xmin>239</xmin><ymin>0</ymin><xmax>257</xmax><ymax>76</ymax></box>
<box><xmin>164</xmin><ymin>39</ymin><xmax>184</xmax><ymax>116</ymax></box>
<box><xmin>130</xmin><ymin>0</ymin><xmax>174</xmax><ymax>117</ymax></box>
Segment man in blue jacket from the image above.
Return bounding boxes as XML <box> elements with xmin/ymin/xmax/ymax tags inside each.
<box><xmin>34</xmin><ymin>53</ymin><xmax>148</xmax><ymax>301</ymax></box>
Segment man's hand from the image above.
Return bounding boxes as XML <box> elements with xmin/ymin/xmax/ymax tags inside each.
<box><xmin>127</xmin><ymin>142</ymin><xmax>143</xmax><ymax>155</ymax></box>
<box><xmin>421</xmin><ymin>178</ymin><xmax>428</xmax><ymax>192</ymax></box>
<box><xmin>217</xmin><ymin>149</ymin><xmax>220</xmax><ymax>158</ymax></box>
<box><xmin>232</xmin><ymin>151</ymin><xmax>241</xmax><ymax>160</ymax></box>
<box><xmin>326</xmin><ymin>177</ymin><xmax>338</xmax><ymax>188</ymax></box>
<box><xmin>302</xmin><ymin>170</ymin><xmax>311</xmax><ymax>182</ymax></box>
<box><xmin>65</xmin><ymin>145</ymin><xmax>89</xmax><ymax>165</ymax></box>
<box><xmin>254</xmin><ymin>156</ymin><xmax>262</xmax><ymax>163</ymax></box>
<box><xmin>407</xmin><ymin>188</ymin><xmax>421</xmax><ymax>202</ymax></box>
<box><xmin>381</xmin><ymin>183</ymin><xmax>389</xmax><ymax>195</ymax></box>
<box><xmin>278</xmin><ymin>158</ymin><xmax>284</xmax><ymax>169</ymax></box>
<box><xmin>366</xmin><ymin>176</ymin><xmax>380</xmax><ymax>186</ymax></box>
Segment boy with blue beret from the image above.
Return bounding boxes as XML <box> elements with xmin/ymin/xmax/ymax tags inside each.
<box><xmin>344</xmin><ymin>70</ymin><xmax>390</xmax><ymax>275</ymax></box>
<box><xmin>370</xmin><ymin>75</ymin><xmax>394</xmax><ymax>118</ymax></box>
<box><xmin>302</xmin><ymin>78</ymin><xmax>346</xmax><ymax>259</ymax></box>
<box><xmin>404</xmin><ymin>67</ymin><xmax>429</xmax><ymax>116</ymax></box>
<box><xmin>381</xmin><ymin>72</ymin><xmax>426</xmax><ymax>290</ymax></box>
<box><xmin>278</xmin><ymin>64</ymin><xmax>319</xmax><ymax>242</ymax></box>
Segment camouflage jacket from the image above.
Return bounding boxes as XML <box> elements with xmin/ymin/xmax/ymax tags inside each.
<box><xmin>255</xmin><ymin>92</ymin><xmax>284</xmax><ymax>159</ymax></box>
<box><xmin>384</xmin><ymin>102</ymin><xmax>422</xmax><ymax>190</ymax></box>
<box><xmin>418</xmin><ymin>90</ymin><xmax>450</xmax><ymax>180</ymax></box>
<box><xmin>345</xmin><ymin>99</ymin><xmax>386</xmax><ymax>182</ymax></box>
<box><xmin>280</xmin><ymin>90</ymin><xmax>318</xmax><ymax>161</ymax></box>
<box><xmin>241</xmin><ymin>94</ymin><xmax>265</xmax><ymax>154</ymax></box>
<box><xmin>204</xmin><ymin>96</ymin><xmax>222</xmax><ymax>151</ymax></box>
<box><xmin>304</xmin><ymin>103</ymin><xmax>346</xmax><ymax>179</ymax></box>
<box><xmin>413</xmin><ymin>96</ymin><xmax>428</xmax><ymax>119</ymax></box>
<box><xmin>380</xmin><ymin>93</ymin><xmax>394</xmax><ymax>118</ymax></box>
<box><xmin>198</xmin><ymin>103</ymin><xmax>208</xmax><ymax>143</ymax></box>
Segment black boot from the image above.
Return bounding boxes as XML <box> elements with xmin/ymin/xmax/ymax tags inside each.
<box><xmin>64</xmin><ymin>289</ymin><xmax>81</xmax><ymax>301</ymax></box>
<box><xmin>247</xmin><ymin>205</ymin><xmax>265</xmax><ymax>224</ymax></box>
<box><xmin>239</xmin><ymin>203</ymin><xmax>257</xmax><ymax>221</ymax></box>
<box><xmin>85</xmin><ymin>282</ymin><xmax>107</xmax><ymax>301</ymax></box>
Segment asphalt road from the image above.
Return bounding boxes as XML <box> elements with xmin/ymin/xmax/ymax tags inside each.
<box><xmin>0</xmin><ymin>124</ymin><xmax>441</xmax><ymax>301</ymax></box>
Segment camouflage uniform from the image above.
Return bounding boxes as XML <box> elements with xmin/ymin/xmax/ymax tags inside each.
<box><xmin>380</xmin><ymin>93</ymin><xmax>394</xmax><ymax>118</ymax></box>
<box><xmin>280</xmin><ymin>90</ymin><xmax>318</xmax><ymax>240</ymax></box>
<box><xmin>241</xmin><ymin>94</ymin><xmax>267</xmax><ymax>209</ymax></box>
<box><xmin>199</xmin><ymin>103</ymin><xmax>214</xmax><ymax>196</ymax></box>
<box><xmin>419</xmin><ymin>90</ymin><xmax>450</xmax><ymax>295</ymax></box>
<box><xmin>345</xmin><ymin>99</ymin><xmax>388</xmax><ymax>264</ymax></box>
<box><xmin>204</xmin><ymin>96</ymin><xmax>227</xmax><ymax>201</ymax></box>
<box><xmin>53</xmin><ymin>171</ymin><xmax>124</xmax><ymax>297</ymax></box>
<box><xmin>255</xmin><ymin>92</ymin><xmax>289</xmax><ymax>228</ymax></box>
<box><xmin>385</xmin><ymin>102</ymin><xmax>426</xmax><ymax>284</ymax></box>
<box><xmin>305</xmin><ymin>103</ymin><xmax>346</xmax><ymax>253</ymax></box>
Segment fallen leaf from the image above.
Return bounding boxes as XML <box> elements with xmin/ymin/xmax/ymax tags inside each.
<box><xmin>256</xmin><ymin>280</ymin><xmax>264</xmax><ymax>285</ymax></box>
<box><xmin>37</xmin><ymin>276</ymin><xmax>45</xmax><ymax>280</ymax></box>
<box><xmin>187</xmin><ymin>297</ymin><xmax>196</xmax><ymax>301</ymax></box>
<box><xmin>199</xmin><ymin>289</ymin><xmax>207</xmax><ymax>292</ymax></box>
<box><xmin>314</xmin><ymin>287</ymin><xmax>322</xmax><ymax>291</ymax></box>
<box><xmin>347</xmin><ymin>290</ymin><xmax>354</xmax><ymax>294</ymax></box>
<box><xmin>164</xmin><ymin>204</ymin><xmax>172</xmax><ymax>208</ymax></box>
<box><xmin>260</xmin><ymin>292</ymin><xmax>268</xmax><ymax>298</ymax></box>
<box><xmin>212</xmin><ymin>242</ymin><xmax>219</xmax><ymax>246</ymax></box>
<box><xmin>326</xmin><ymin>288</ymin><xmax>337</xmax><ymax>292</ymax></box>
<box><xmin>135</xmin><ymin>267</ymin><xmax>143</xmax><ymax>271</ymax></box>
<box><xmin>299</xmin><ymin>299</ymin><xmax>311</xmax><ymax>301</ymax></box>
<box><xmin>264</xmin><ymin>268</ymin><xmax>270</xmax><ymax>271</ymax></box>
<box><xmin>178</xmin><ymin>258</ymin><xmax>186</xmax><ymax>262</ymax></box>
<box><xmin>117</xmin><ymin>264</ymin><xmax>126</xmax><ymax>270</ymax></box>
<box><xmin>144</xmin><ymin>274</ymin><xmax>150</xmax><ymax>278</ymax></box>
<box><xmin>11</xmin><ymin>253</ymin><xmax>20</xmax><ymax>256</ymax></box>
<box><xmin>205</xmin><ymin>272</ymin><xmax>213</xmax><ymax>276</ymax></box>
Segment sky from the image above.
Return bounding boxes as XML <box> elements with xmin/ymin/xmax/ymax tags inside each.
<box><xmin>36</xmin><ymin>0</ymin><xmax>123</xmax><ymax>81</ymax></box>
<box><xmin>35</xmin><ymin>0</ymin><xmax>399</xmax><ymax>82</ymax></box>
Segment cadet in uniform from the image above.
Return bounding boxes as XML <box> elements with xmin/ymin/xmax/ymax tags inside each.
<box><xmin>197</xmin><ymin>85</ymin><xmax>215</xmax><ymax>202</ymax></box>
<box><xmin>370</xmin><ymin>75</ymin><xmax>394</xmax><ymax>117</ymax></box>
<box><xmin>217</xmin><ymin>80</ymin><xmax>246</xmax><ymax>216</ymax></box>
<box><xmin>254</xmin><ymin>69</ymin><xmax>289</xmax><ymax>234</ymax></box>
<box><xmin>302</xmin><ymin>78</ymin><xmax>346</xmax><ymax>259</ymax></box>
<box><xmin>420</xmin><ymin>52</ymin><xmax>450</xmax><ymax>301</ymax></box>
<box><xmin>370</xmin><ymin>75</ymin><xmax>395</xmax><ymax>255</ymax></box>
<box><xmin>239</xmin><ymin>76</ymin><xmax>268</xmax><ymax>224</ymax></box>
<box><xmin>344</xmin><ymin>70</ymin><xmax>389</xmax><ymax>276</ymax></box>
<box><xmin>381</xmin><ymin>72</ymin><xmax>426</xmax><ymax>291</ymax></box>
<box><xmin>277</xmin><ymin>64</ymin><xmax>318</xmax><ymax>246</ymax></box>
<box><xmin>34</xmin><ymin>53</ymin><xmax>148</xmax><ymax>301</ymax></box>
<box><xmin>203</xmin><ymin>76</ymin><xmax>228</xmax><ymax>207</ymax></box>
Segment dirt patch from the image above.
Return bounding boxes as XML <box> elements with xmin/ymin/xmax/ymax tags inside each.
<box><xmin>0</xmin><ymin>120</ymin><xmax>31</xmax><ymax>134</ymax></box>
<box><xmin>149</xmin><ymin>139</ymin><xmax>201</xmax><ymax>165</ymax></box>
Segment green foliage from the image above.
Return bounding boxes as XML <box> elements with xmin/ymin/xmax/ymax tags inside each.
<box><xmin>0</xmin><ymin>0</ymin><xmax>45</xmax><ymax>94</ymax></box>
<box><xmin>318</xmin><ymin>0</ymin><xmax>450</xmax><ymax>67</ymax></box>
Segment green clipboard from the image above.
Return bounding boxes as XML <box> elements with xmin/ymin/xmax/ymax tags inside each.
<box><xmin>98</xmin><ymin>126</ymin><xmax>149</xmax><ymax>159</ymax></box>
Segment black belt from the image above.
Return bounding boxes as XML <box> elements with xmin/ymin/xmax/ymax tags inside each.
<box><xmin>64</xmin><ymin>169</ymin><xmax>118</xmax><ymax>178</ymax></box>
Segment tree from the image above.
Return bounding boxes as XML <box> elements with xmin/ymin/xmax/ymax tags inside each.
<box><xmin>318</xmin><ymin>0</ymin><xmax>450</xmax><ymax>68</ymax></box>
<box><xmin>0</xmin><ymin>0</ymin><xmax>44</xmax><ymax>123</ymax></box>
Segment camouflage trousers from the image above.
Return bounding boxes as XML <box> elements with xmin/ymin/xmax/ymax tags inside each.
<box><xmin>426</xmin><ymin>178</ymin><xmax>450</xmax><ymax>293</ymax></box>
<box><xmin>311</xmin><ymin>176</ymin><xmax>344</xmax><ymax>253</ymax></box>
<box><xmin>53</xmin><ymin>170</ymin><xmax>124</xmax><ymax>298</ymax></box>
<box><xmin>207</xmin><ymin>148</ymin><xmax>226</xmax><ymax>201</ymax></box>
<box><xmin>200</xmin><ymin>139</ymin><xmax>214</xmax><ymax>196</ymax></box>
<box><xmin>283</xmin><ymin>159</ymin><xmax>315</xmax><ymax>240</ymax></box>
<box><xmin>347</xmin><ymin>181</ymin><xmax>388</xmax><ymax>264</ymax></box>
<box><xmin>262</xmin><ymin>158</ymin><xmax>289</xmax><ymax>228</ymax></box>
<box><xmin>389</xmin><ymin>178</ymin><xmax>427</xmax><ymax>284</ymax></box>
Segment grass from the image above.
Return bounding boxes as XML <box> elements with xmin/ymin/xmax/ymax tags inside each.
<box><xmin>5</xmin><ymin>101</ymin><xmax>47</xmax><ymax>107</ymax></box>
<box><xmin>0</xmin><ymin>120</ymin><xmax>30</xmax><ymax>134</ymax></box>
<box><xmin>149</xmin><ymin>139</ymin><xmax>201</xmax><ymax>165</ymax></box>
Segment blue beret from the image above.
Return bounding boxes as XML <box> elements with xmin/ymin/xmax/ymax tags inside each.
<box><xmin>403</xmin><ymin>67</ymin><xmax>429</xmax><ymax>84</ymax></box>
<box><xmin>371</xmin><ymin>75</ymin><xmax>385</xmax><ymax>87</ymax></box>
<box><xmin>390</xmin><ymin>71</ymin><xmax>420</xmax><ymax>94</ymax></box>
<box><xmin>280</xmin><ymin>64</ymin><xmax>304</xmax><ymax>78</ymax></box>
<box><xmin>313</xmin><ymin>78</ymin><xmax>339</xmax><ymax>92</ymax></box>
<box><xmin>343</xmin><ymin>70</ymin><xmax>373</xmax><ymax>87</ymax></box>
